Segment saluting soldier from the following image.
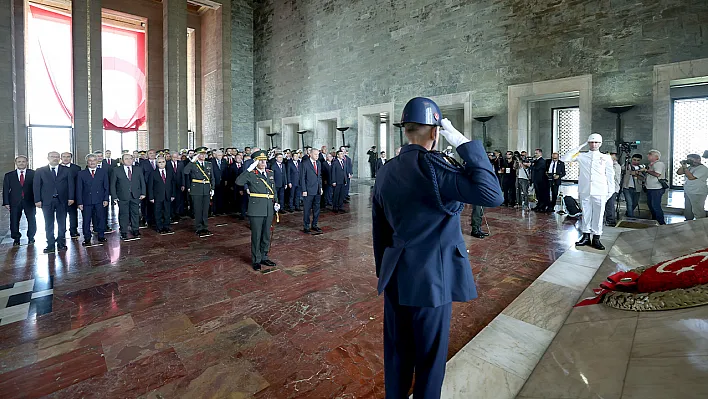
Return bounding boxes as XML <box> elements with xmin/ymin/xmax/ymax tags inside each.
<box><xmin>236</xmin><ymin>150</ymin><xmax>279</xmax><ymax>271</ymax></box>
<box><xmin>183</xmin><ymin>146</ymin><xmax>214</xmax><ymax>237</ymax></box>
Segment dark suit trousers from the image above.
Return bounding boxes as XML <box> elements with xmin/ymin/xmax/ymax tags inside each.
<box><xmin>172</xmin><ymin>190</ymin><xmax>184</xmax><ymax>219</ymax></box>
<box><xmin>369</xmin><ymin>162</ymin><xmax>376</xmax><ymax>178</ymax></box>
<box><xmin>534</xmin><ymin>179</ymin><xmax>550</xmax><ymax>209</ymax></box>
<box><xmin>118</xmin><ymin>199</ymin><xmax>141</xmax><ymax>234</ymax></box>
<box><xmin>332</xmin><ymin>184</ymin><xmax>345</xmax><ymax>210</ymax></box>
<box><xmin>42</xmin><ymin>198</ymin><xmax>67</xmax><ymax>246</ymax></box>
<box><xmin>67</xmin><ymin>202</ymin><xmax>79</xmax><ymax>235</ymax></box>
<box><xmin>83</xmin><ymin>204</ymin><xmax>105</xmax><ymax>238</ymax></box>
<box><xmin>154</xmin><ymin>200</ymin><xmax>171</xmax><ymax>231</ymax></box>
<box><xmin>141</xmin><ymin>197</ymin><xmax>154</xmax><ymax>224</ymax></box>
<box><xmin>9</xmin><ymin>202</ymin><xmax>36</xmax><ymax>240</ymax></box>
<box><xmin>288</xmin><ymin>186</ymin><xmax>302</xmax><ymax>210</ymax></box>
<box><xmin>550</xmin><ymin>180</ymin><xmax>562</xmax><ymax>209</ymax></box>
<box><xmin>191</xmin><ymin>194</ymin><xmax>210</xmax><ymax>231</ymax></box>
<box><xmin>275</xmin><ymin>187</ymin><xmax>285</xmax><ymax>209</ymax></box>
<box><xmin>323</xmin><ymin>184</ymin><xmax>333</xmax><ymax>206</ymax></box>
<box><xmin>249</xmin><ymin>213</ymin><xmax>273</xmax><ymax>264</ymax></box>
<box><xmin>303</xmin><ymin>194</ymin><xmax>321</xmax><ymax>228</ymax></box>
<box><xmin>383</xmin><ymin>289</ymin><xmax>452</xmax><ymax>399</ymax></box>
<box><xmin>212</xmin><ymin>185</ymin><xmax>225</xmax><ymax>214</ymax></box>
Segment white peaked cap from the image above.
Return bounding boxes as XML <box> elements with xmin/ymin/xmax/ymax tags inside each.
<box><xmin>587</xmin><ymin>133</ymin><xmax>603</xmax><ymax>143</ymax></box>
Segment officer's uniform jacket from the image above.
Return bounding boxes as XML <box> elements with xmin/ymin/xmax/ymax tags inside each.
<box><xmin>235</xmin><ymin>168</ymin><xmax>276</xmax><ymax>217</ymax></box>
<box><xmin>372</xmin><ymin>141</ymin><xmax>504</xmax><ymax>308</ymax></box>
<box><xmin>563</xmin><ymin>149</ymin><xmax>615</xmax><ymax>198</ymax></box>
<box><xmin>183</xmin><ymin>160</ymin><xmax>214</xmax><ymax>196</ymax></box>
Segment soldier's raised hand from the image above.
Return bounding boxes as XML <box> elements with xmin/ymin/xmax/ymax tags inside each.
<box><xmin>439</xmin><ymin>118</ymin><xmax>469</xmax><ymax>148</ymax></box>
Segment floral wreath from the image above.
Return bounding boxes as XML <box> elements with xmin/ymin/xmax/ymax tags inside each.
<box><xmin>576</xmin><ymin>247</ymin><xmax>708</xmax><ymax>311</ymax></box>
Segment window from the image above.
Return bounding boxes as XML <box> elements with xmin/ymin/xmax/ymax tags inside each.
<box><xmin>672</xmin><ymin>98</ymin><xmax>708</xmax><ymax>187</ymax></box>
<box><xmin>553</xmin><ymin>107</ymin><xmax>580</xmax><ymax>181</ymax></box>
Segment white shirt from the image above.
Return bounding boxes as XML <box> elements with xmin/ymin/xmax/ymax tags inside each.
<box><xmin>124</xmin><ymin>165</ymin><xmax>133</xmax><ymax>177</ymax></box>
<box><xmin>645</xmin><ymin>161</ymin><xmax>666</xmax><ymax>190</ymax></box>
<box><xmin>684</xmin><ymin>164</ymin><xmax>708</xmax><ymax>195</ymax></box>
<box><xmin>380</xmin><ymin>158</ymin><xmax>386</xmax><ymax>165</ymax></box>
<box><xmin>569</xmin><ymin>150</ymin><xmax>615</xmax><ymax>197</ymax></box>
<box><xmin>88</xmin><ymin>168</ymin><xmax>97</xmax><ymax>174</ymax></box>
<box><xmin>613</xmin><ymin>161</ymin><xmax>621</xmax><ymax>193</ymax></box>
<box><xmin>16</xmin><ymin>169</ymin><xmax>27</xmax><ymax>180</ymax></box>
<box><xmin>550</xmin><ymin>160</ymin><xmax>557</xmax><ymax>174</ymax></box>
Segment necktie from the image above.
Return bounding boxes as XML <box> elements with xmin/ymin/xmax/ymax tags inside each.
<box><xmin>173</xmin><ymin>161</ymin><xmax>177</xmax><ymax>172</ymax></box>
<box><xmin>107</xmin><ymin>159</ymin><xmax>111</xmax><ymax>166</ymax></box>
<box><xmin>128</xmin><ymin>167</ymin><xmax>132</xmax><ymax>181</ymax></box>
<box><xmin>161</xmin><ymin>169</ymin><xmax>166</xmax><ymax>183</ymax></box>
<box><xmin>313</xmin><ymin>161</ymin><xmax>317</xmax><ymax>175</ymax></box>
<box><xmin>91</xmin><ymin>170</ymin><xmax>95</xmax><ymax>178</ymax></box>
<box><xmin>151</xmin><ymin>160</ymin><xmax>155</xmax><ymax>170</ymax></box>
<box><xmin>19</xmin><ymin>171</ymin><xmax>24</xmax><ymax>198</ymax></box>
<box><xmin>51</xmin><ymin>167</ymin><xmax>56</xmax><ymax>177</ymax></box>
<box><xmin>340</xmin><ymin>160</ymin><xmax>343</xmax><ymax>168</ymax></box>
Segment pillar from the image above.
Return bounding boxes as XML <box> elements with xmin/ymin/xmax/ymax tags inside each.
<box><xmin>0</xmin><ymin>0</ymin><xmax>23</xmax><ymax>173</ymax></box>
<box><xmin>72</xmin><ymin>0</ymin><xmax>103</xmax><ymax>163</ymax></box>
<box><xmin>163</xmin><ymin>0</ymin><xmax>188</xmax><ymax>151</ymax></box>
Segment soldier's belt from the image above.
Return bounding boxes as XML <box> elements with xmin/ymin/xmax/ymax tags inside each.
<box><xmin>250</xmin><ymin>193</ymin><xmax>274</xmax><ymax>199</ymax></box>
<box><xmin>192</xmin><ymin>179</ymin><xmax>210</xmax><ymax>184</ymax></box>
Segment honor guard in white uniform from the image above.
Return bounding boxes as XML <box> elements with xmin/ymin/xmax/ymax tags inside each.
<box><xmin>561</xmin><ymin>133</ymin><xmax>615</xmax><ymax>250</ymax></box>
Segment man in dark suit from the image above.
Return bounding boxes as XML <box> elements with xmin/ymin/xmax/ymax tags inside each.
<box><xmin>3</xmin><ymin>155</ymin><xmax>36</xmax><ymax>246</ymax></box>
<box><xmin>331</xmin><ymin>150</ymin><xmax>348</xmax><ymax>213</ymax></box>
<box><xmin>321</xmin><ymin>152</ymin><xmax>333</xmax><ymax>208</ymax></box>
<box><xmin>140</xmin><ymin>149</ymin><xmax>158</xmax><ymax>226</ymax></box>
<box><xmin>76</xmin><ymin>154</ymin><xmax>109</xmax><ymax>246</ymax></box>
<box><xmin>230</xmin><ymin>153</ymin><xmax>246</xmax><ymax>219</ymax></box>
<box><xmin>301</xmin><ymin>147</ymin><xmax>323</xmax><ymax>234</ymax></box>
<box><xmin>340</xmin><ymin>146</ymin><xmax>353</xmax><ymax>201</ymax></box>
<box><xmin>103</xmin><ymin>150</ymin><xmax>117</xmax><ymax>168</ymax></box>
<box><xmin>271</xmin><ymin>153</ymin><xmax>288</xmax><ymax>214</ymax></box>
<box><xmin>60</xmin><ymin>152</ymin><xmax>81</xmax><ymax>239</ymax></box>
<box><xmin>531</xmin><ymin>148</ymin><xmax>551</xmax><ymax>212</ymax></box>
<box><xmin>287</xmin><ymin>152</ymin><xmax>302</xmax><ymax>212</ymax></box>
<box><xmin>111</xmin><ymin>153</ymin><xmax>146</xmax><ymax>240</ymax></box>
<box><xmin>367</xmin><ymin>146</ymin><xmax>378</xmax><ymax>178</ymax></box>
<box><xmin>148</xmin><ymin>157</ymin><xmax>175</xmax><ymax>234</ymax></box>
<box><xmin>210</xmin><ymin>149</ymin><xmax>229</xmax><ymax>215</ymax></box>
<box><xmin>168</xmin><ymin>151</ymin><xmax>185</xmax><ymax>222</ymax></box>
<box><xmin>373</xmin><ymin>98</ymin><xmax>503</xmax><ymax>398</ymax></box>
<box><xmin>376</xmin><ymin>151</ymin><xmax>387</xmax><ymax>174</ymax></box>
<box><xmin>93</xmin><ymin>150</ymin><xmax>115</xmax><ymax>234</ymax></box>
<box><xmin>34</xmin><ymin>151</ymin><xmax>75</xmax><ymax>253</ymax></box>
<box><xmin>546</xmin><ymin>152</ymin><xmax>566</xmax><ymax>212</ymax></box>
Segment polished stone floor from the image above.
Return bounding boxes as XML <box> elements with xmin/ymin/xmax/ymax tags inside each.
<box><xmin>0</xmin><ymin>181</ymin><xmax>686</xmax><ymax>398</ymax></box>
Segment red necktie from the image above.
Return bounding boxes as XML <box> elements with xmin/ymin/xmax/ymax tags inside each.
<box><xmin>91</xmin><ymin>170</ymin><xmax>95</xmax><ymax>178</ymax></box>
<box><xmin>107</xmin><ymin>159</ymin><xmax>111</xmax><ymax>166</ymax></box>
<box><xmin>313</xmin><ymin>161</ymin><xmax>317</xmax><ymax>175</ymax></box>
<box><xmin>19</xmin><ymin>171</ymin><xmax>24</xmax><ymax>198</ymax></box>
<box><xmin>128</xmin><ymin>167</ymin><xmax>132</xmax><ymax>181</ymax></box>
<box><xmin>161</xmin><ymin>170</ymin><xmax>166</xmax><ymax>183</ymax></box>
<box><xmin>173</xmin><ymin>161</ymin><xmax>177</xmax><ymax>172</ymax></box>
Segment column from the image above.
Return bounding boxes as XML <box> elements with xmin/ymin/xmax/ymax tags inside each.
<box><xmin>0</xmin><ymin>0</ymin><xmax>22</xmax><ymax>173</ymax></box>
<box><xmin>72</xmin><ymin>0</ymin><xmax>104</xmax><ymax>163</ymax></box>
<box><xmin>163</xmin><ymin>0</ymin><xmax>188</xmax><ymax>151</ymax></box>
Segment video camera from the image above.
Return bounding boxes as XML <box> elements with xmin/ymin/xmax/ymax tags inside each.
<box><xmin>618</xmin><ymin>140</ymin><xmax>641</xmax><ymax>154</ymax></box>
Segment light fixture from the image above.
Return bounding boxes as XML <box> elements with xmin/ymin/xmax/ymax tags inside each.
<box><xmin>473</xmin><ymin>116</ymin><xmax>494</xmax><ymax>150</ymax></box>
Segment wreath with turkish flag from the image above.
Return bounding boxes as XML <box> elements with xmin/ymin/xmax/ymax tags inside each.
<box><xmin>576</xmin><ymin>247</ymin><xmax>708</xmax><ymax>311</ymax></box>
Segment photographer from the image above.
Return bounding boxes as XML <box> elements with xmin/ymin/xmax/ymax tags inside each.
<box><xmin>514</xmin><ymin>151</ymin><xmax>531</xmax><ymax>210</ymax></box>
<box><xmin>677</xmin><ymin>154</ymin><xmax>708</xmax><ymax>220</ymax></box>
<box><xmin>492</xmin><ymin>150</ymin><xmax>504</xmax><ymax>185</ymax></box>
<box><xmin>621</xmin><ymin>154</ymin><xmax>643</xmax><ymax>217</ymax></box>
<box><xmin>501</xmin><ymin>151</ymin><xmax>517</xmax><ymax>206</ymax></box>
<box><xmin>642</xmin><ymin>149</ymin><xmax>667</xmax><ymax>225</ymax></box>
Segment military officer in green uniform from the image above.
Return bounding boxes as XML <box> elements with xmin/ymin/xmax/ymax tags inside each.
<box><xmin>236</xmin><ymin>150</ymin><xmax>279</xmax><ymax>271</ymax></box>
<box><xmin>183</xmin><ymin>146</ymin><xmax>214</xmax><ymax>237</ymax></box>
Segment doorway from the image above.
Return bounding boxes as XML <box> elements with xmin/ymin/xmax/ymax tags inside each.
<box><xmin>552</xmin><ymin>107</ymin><xmax>580</xmax><ymax>181</ymax></box>
<box><xmin>28</xmin><ymin>126</ymin><xmax>73</xmax><ymax>169</ymax></box>
<box><xmin>671</xmin><ymin>97</ymin><xmax>708</xmax><ymax>187</ymax></box>
<box><xmin>283</xmin><ymin>123</ymin><xmax>300</xmax><ymax>151</ymax></box>
<box><xmin>104</xmin><ymin>130</ymin><xmax>138</xmax><ymax>155</ymax></box>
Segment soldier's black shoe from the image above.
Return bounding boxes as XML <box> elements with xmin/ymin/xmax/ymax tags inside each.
<box><xmin>98</xmin><ymin>237</ymin><xmax>108</xmax><ymax>243</ymax></box>
<box><xmin>470</xmin><ymin>229</ymin><xmax>486</xmax><ymax>239</ymax></box>
<box><xmin>28</xmin><ymin>239</ymin><xmax>35</xmax><ymax>245</ymax></box>
<box><xmin>591</xmin><ymin>236</ymin><xmax>605</xmax><ymax>250</ymax></box>
<box><xmin>261</xmin><ymin>259</ymin><xmax>276</xmax><ymax>267</ymax></box>
<box><xmin>252</xmin><ymin>263</ymin><xmax>261</xmax><ymax>271</ymax></box>
<box><xmin>203</xmin><ymin>230</ymin><xmax>212</xmax><ymax>236</ymax></box>
<box><xmin>13</xmin><ymin>239</ymin><xmax>20</xmax><ymax>246</ymax></box>
<box><xmin>120</xmin><ymin>233</ymin><xmax>128</xmax><ymax>240</ymax></box>
<box><xmin>303</xmin><ymin>228</ymin><xmax>311</xmax><ymax>234</ymax></box>
<box><xmin>43</xmin><ymin>246</ymin><xmax>55</xmax><ymax>253</ymax></box>
<box><xmin>132</xmin><ymin>230</ymin><xmax>141</xmax><ymax>237</ymax></box>
<box><xmin>57</xmin><ymin>244</ymin><xmax>68</xmax><ymax>251</ymax></box>
<box><xmin>575</xmin><ymin>233</ymin><xmax>591</xmax><ymax>246</ymax></box>
<box><xmin>82</xmin><ymin>239</ymin><xmax>92</xmax><ymax>246</ymax></box>
<box><xmin>312</xmin><ymin>226</ymin><xmax>322</xmax><ymax>233</ymax></box>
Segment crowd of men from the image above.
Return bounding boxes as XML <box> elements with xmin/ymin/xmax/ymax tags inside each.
<box><xmin>1</xmin><ymin>144</ymin><xmax>363</xmax><ymax>256</ymax></box>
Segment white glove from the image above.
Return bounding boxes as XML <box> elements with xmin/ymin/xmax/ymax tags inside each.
<box><xmin>191</xmin><ymin>155</ymin><xmax>199</xmax><ymax>163</ymax></box>
<box><xmin>274</xmin><ymin>203</ymin><xmax>281</xmax><ymax>212</ymax></box>
<box><xmin>247</xmin><ymin>162</ymin><xmax>257</xmax><ymax>172</ymax></box>
<box><xmin>439</xmin><ymin>118</ymin><xmax>470</xmax><ymax>148</ymax></box>
<box><xmin>210</xmin><ymin>190</ymin><xmax>214</xmax><ymax>197</ymax></box>
<box><xmin>560</xmin><ymin>142</ymin><xmax>588</xmax><ymax>162</ymax></box>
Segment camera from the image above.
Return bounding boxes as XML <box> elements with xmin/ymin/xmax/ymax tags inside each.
<box><xmin>618</xmin><ymin>140</ymin><xmax>641</xmax><ymax>153</ymax></box>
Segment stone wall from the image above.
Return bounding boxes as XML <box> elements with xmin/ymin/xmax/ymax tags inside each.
<box><xmin>231</xmin><ymin>0</ymin><xmax>254</xmax><ymax>149</ymax></box>
<box><xmin>252</xmin><ymin>0</ymin><xmax>708</xmax><ymax>175</ymax></box>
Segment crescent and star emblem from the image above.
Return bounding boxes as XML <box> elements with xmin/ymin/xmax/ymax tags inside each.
<box><xmin>655</xmin><ymin>252</ymin><xmax>708</xmax><ymax>275</ymax></box>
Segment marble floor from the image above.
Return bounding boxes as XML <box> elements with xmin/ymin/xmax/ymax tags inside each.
<box><xmin>0</xmin><ymin>180</ymin><xmax>691</xmax><ymax>398</ymax></box>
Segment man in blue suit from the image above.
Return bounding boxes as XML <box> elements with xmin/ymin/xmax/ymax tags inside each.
<box><xmin>76</xmin><ymin>154</ymin><xmax>109</xmax><ymax>246</ymax></box>
<box><xmin>300</xmin><ymin>147</ymin><xmax>323</xmax><ymax>234</ymax></box>
<box><xmin>211</xmin><ymin>149</ymin><xmax>229</xmax><ymax>215</ymax></box>
<box><xmin>286</xmin><ymin>152</ymin><xmax>302</xmax><ymax>212</ymax></box>
<box><xmin>373</xmin><ymin>97</ymin><xmax>503</xmax><ymax>398</ymax></box>
<box><xmin>331</xmin><ymin>150</ymin><xmax>348</xmax><ymax>213</ymax></box>
<box><xmin>271</xmin><ymin>153</ymin><xmax>288</xmax><ymax>214</ymax></box>
<box><xmin>3</xmin><ymin>155</ymin><xmax>36</xmax><ymax>246</ymax></box>
<box><xmin>33</xmin><ymin>151</ymin><xmax>75</xmax><ymax>253</ymax></box>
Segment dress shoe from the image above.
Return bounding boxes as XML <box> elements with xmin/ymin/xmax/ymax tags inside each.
<box><xmin>252</xmin><ymin>263</ymin><xmax>262</xmax><ymax>271</ymax></box>
<box><xmin>132</xmin><ymin>230</ymin><xmax>141</xmax><ymax>237</ymax></box>
<box><xmin>106</xmin><ymin>227</ymin><xmax>114</xmax><ymax>232</ymax></box>
<box><xmin>575</xmin><ymin>233</ymin><xmax>591</xmax><ymax>246</ymax></box>
<box><xmin>97</xmin><ymin>237</ymin><xmax>108</xmax><ymax>243</ymax></box>
<box><xmin>28</xmin><ymin>239</ymin><xmax>35</xmax><ymax>245</ymax></box>
<box><xmin>164</xmin><ymin>228</ymin><xmax>174</xmax><ymax>234</ymax></box>
<box><xmin>591</xmin><ymin>236</ymin><xmax>605</xmax><ymax>250</ymax></box>
<box><xmin>303</xmin><ymin>228</ymin><xmax>311</xmax><ymax>234</ymax></box>
<box><xmin>57</xmin><ymin>244</ymin><xmax>68</xmax><ymax>251</ymax></box>
<box><xmin>470</xmin><ymin>229</ymin><xmax>486</xmax><ymax>239</ymax></box>
<box><xmin>312</xmin><ymin>226</ymin><xmax>322</xmax><ymax>233</ymax></box>
<box><xmin>82</xmin><ymin>240</ymin><xmax>92</xmax><ymax>247</ymax></box>
<box><xmin>203</xmin><ymin>230</ymin><xmax>212</xmax><ymax>236</ymax></box>
<box><xmin>43</xmin><ymin>246</ymin><xmax>55</xmax><ymax>253</ymax></box>
<box><xmin>120</xmin><ymin>233</ymin><xmax>128</xmax><ymax>240</ymax></box>
<box><xmin>261</xmin><ymin>259</ymin><xmax>276</xmax><ymax>267</ymax></box>
<box><xmin>70</xmin><ymin>233</ymin><xmax>80</xmax><ymax>239</ymax></box>
<box><xmin>13</xmin><ymin>239</ymin><xmax>20</xmax><ymax>246</ymax></box>
<box><xmin>294</xmin><ymin>208</ymin><xmax>302</xmax><ymax>212</ymax></box>
<box><xmin>338</xmin><ymin>209</ymin><xmax>347</xmax><ymax>213</ymax></box>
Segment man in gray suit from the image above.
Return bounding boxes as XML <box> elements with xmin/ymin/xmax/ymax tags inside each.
<box><xmin>110</xmin><ymin>153</ymin><xmax>145</xmax><ymax>240</ymax></box>
<box><xmin>301</xmin><ymin>147</ymin><xmax>323</xmax><ymax>234</ymax></box>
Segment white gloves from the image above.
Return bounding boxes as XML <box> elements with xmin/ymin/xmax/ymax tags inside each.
<box><xmin>440</xmin><ymin>118</ymin><xmax>470</xmax><ymax>148</ymax></box>
<box><xmin>210</xmin><ymin>190</ymin><xmax>214</xmax><ymax>197</ymax></box>
<box><xmin>274</xmin><ymin>203</ymin><xmax>281</xmax><ymax>212</ymax></box>
<box><xmin>247</xmin><ymin>162</ymin><xmax>257</xmax><ymax>172</ymax></box>
<box><xmin>560</xmin><ymin>142</ymin><xmax>588</xmax><ymax>162</ymax></box>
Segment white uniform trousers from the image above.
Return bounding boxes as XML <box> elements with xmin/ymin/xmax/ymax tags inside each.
<box><xmin>581</xmin><ymin>195</ymin><xmax>606</xmax><ymax>236</ymax></box>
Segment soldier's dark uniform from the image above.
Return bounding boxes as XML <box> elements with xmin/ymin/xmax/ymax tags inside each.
<box><xmin>373</xmin><ymin>97</ymin><xmax>503</xmax><ymax>398</ymax></box>
<box><xmin>183</xmin><ymin>147</ymin><xmax>214</xmax><ymax>236</ymax></box>
<box><xmin>236</xmin><ymin>150</ymin><xmax>278</xmax><ymax>271</ymax></box>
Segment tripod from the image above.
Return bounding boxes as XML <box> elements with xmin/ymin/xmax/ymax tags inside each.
<box><xmin>615</xmin><ymin>150</ymin><xmax>634</xmax><ymax>221</ymax></box>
